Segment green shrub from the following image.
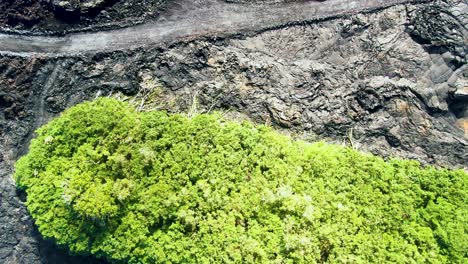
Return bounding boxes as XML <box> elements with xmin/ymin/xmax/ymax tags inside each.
<box><xmin>15</xmin><ymin>98</ymin><xmax>467</xmax><ymax>263</ymax></box>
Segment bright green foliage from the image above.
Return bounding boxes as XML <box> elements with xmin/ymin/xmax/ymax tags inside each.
<box><xmin>15</xmin><ymin>98</ymin><xmax>468</xmax><ymax>263</ymax></box>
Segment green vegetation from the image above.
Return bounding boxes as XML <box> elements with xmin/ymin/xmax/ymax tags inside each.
<box><xmin>15</xmin><ymin>98</ymin><xmax>467</xmax><ymax>263</ymax></box>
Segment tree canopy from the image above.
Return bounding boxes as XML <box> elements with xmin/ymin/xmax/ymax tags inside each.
<box><xmin>15</xmin><ymin>98</ymin><xmax>467</xmax><ymax>263</ymax></box>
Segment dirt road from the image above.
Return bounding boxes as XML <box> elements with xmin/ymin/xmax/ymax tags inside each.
<box><xmin>0</xmin><ymin>0</ymin><xmax>420</xmax><ymax>57</ymax></box>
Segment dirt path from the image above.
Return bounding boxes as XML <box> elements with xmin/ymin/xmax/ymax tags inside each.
<box><xmin>0</xmin><ymin>0</ymin><xmax>419</xmax><ymax>57</ymax></box>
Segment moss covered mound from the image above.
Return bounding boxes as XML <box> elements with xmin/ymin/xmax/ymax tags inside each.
<box><xmin>15</xmin><ymin>98</ymin><xmax>467</xmax><ymax>263</ymax></box>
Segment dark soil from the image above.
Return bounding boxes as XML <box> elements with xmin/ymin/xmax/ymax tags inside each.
<box><xmin>0</xmin><ymin>0</ymin><xmax>50</xmax><ymax>28</ymax></box>
<box><xmin>0</xmin><ymin>0</ymin><xmax>166</xmax><ymax>34</ymax></box>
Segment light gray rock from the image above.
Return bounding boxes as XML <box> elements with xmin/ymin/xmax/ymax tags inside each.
<box><xmin>51</xmin><ymin>0</ymin><xmax>80</xmax><ymax>12</ymax></box>
<box><xmin>51</xmin><ymin>0</ymin><xmax>109</xmax><ymax>13</ymax></box>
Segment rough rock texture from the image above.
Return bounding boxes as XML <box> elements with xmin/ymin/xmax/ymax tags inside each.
<box><xmin>226</xmin><ymin>0</ymin><xmax>308</xmax><ymax>3</ymax></box>
<box><xmin>0</xmin><ymin>0</ymin><xmax>50</xmax><ymax>27</ymax></box>
<box><xmin>0</xmin><ymin>0</ymin><xmax>166</xmax><ymax>33</ymax></box>
<box><xmin>51</xmin><ymin>0</ymin><xmax>81</xmax><ymax>13</ymax></box>
<box><xmin>0</xmin><ymin>0</ymin><xmax>424</xmax><ymax>57</ymax></box>
<box><xmin>408</xmin><ymin>1</ymin><xmax>467</xmax><ymax>59</ymax></box>
<box><xmin>226</xmin><ymin>0</ymin><xmax>288</xmax><ymax>3</ymax></box>
<box><xmin>51</xmin><ymin>0</ymin><xmax>109</xmax><ymax>13</ymax></box>
<box><xmin>407</xmin><ymin>0</ymin><xmax>468</xmax><ymax>137</ymax></box>
<box><xmin>0</xmin><ymin>0</ymin><xmax>467</xmax><ymax>263</ymax></box>
<box><xmin>0</xmin><ymin>57</ymin><xmax>105</xmax><ymax>263</ymax></box>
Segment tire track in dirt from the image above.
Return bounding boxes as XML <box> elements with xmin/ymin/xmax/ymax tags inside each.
<box><xmin>0</xmin><ymin>0</ymin><xmax>423</xmax><ymax>57</ymax></box>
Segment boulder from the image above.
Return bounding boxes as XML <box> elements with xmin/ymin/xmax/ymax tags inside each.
<box><xmin>51</xmin><ymin>0</ymin><xmax>109</xmax><ymax>14</ymax></box>
<box><xmin>408</xmin><ymin>1</ymin><xmax>468</xmax><ymax>59</ymax></box>
<box><xmin>80</xmin><ymin>0</ymin><xmax>109</xmax><ymax>12</ymax></box>
<box><xmin>52</xmin><ymin>0</ymin><xmax>80</xmax><ymax>13</ymax></box>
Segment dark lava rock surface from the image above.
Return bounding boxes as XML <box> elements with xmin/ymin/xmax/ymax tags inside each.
<box><xmin>0</xmin><ymin>0</ymin><xmax>166</xmax><ymax>34</ymax></box>
<box><xmin>0</xmin><ymin>0</ymin><xmax>50</xmax><ymax>28</ymax></box>
<box><xmin>0</xmin><ymin>0</ymin><xmax>467</xmax><ymax>263</ymax></box>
